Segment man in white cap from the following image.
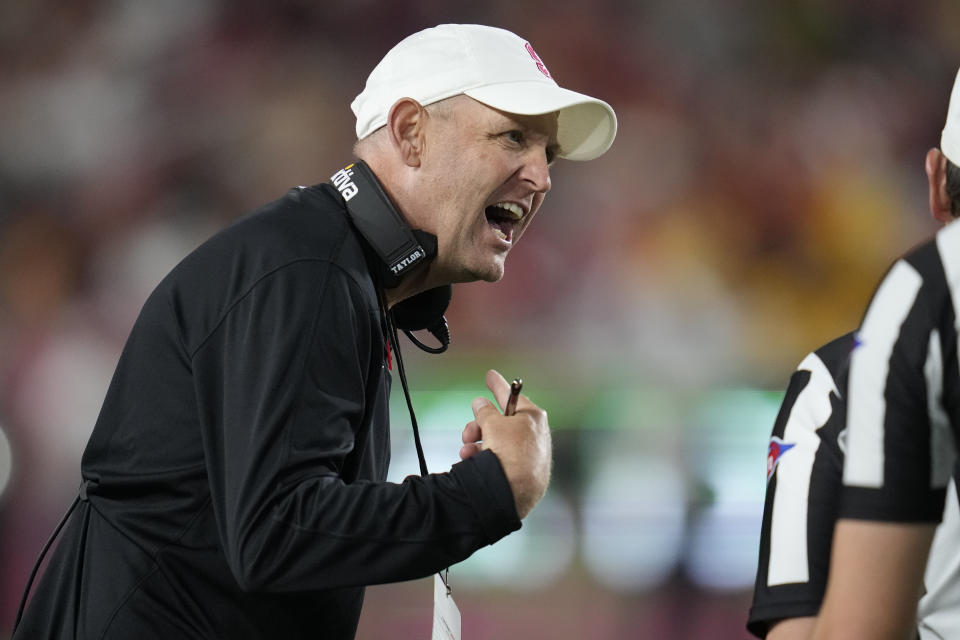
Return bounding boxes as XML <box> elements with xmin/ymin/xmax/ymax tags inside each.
<box><xmin>11</xmin><ymin>24</ymin><xmax>616</xmax><ymax>639</ymax></box>
<box><xmin>805</xmin><ymin>69</ymin><xmax>960</xmax><ymax>639</ymax></box>
<box><xmin>748</xmin><ymin>67</ymin><xmax>960</xmax><ymax>640</ymax></box>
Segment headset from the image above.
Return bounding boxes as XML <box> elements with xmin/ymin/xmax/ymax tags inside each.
<box><xmin>329</xmin><ymin>159</ymin><xmax>450</xmax><ymax>479</ymax></box>
<box><xmin>330</xmin><ymin>160</ymin><xmax>451</xmax><ymax>354</ymax></box>
<box><xmin>331</xmin><ymin>162</ymin><xmax>466</xmax><ymax>594</ymax></box>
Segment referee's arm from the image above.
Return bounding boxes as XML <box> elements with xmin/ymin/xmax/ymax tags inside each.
<box><xmin>812</xmin><ymin>520</ymin><xmax>935</xmax><ymax>639</ymax></box>
<box><xmin>768</xmin><ymin>617</ymin><xmax>816</xmax><ymax>639</ymax></box>
<box><xmin>813</xmin><ymin>240</ymin><xmax>958</xmax><ymax>639</ymax></box>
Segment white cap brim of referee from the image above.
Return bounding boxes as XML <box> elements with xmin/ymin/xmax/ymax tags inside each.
<box><xmin>943</xmin><ymin>68</ymin><xmax>960</xmax><ymax>165</ymax></box>
<box><xmin>351</xmin><ymin>24</ymin><xmax>617</xmax><ymax>162</ymax></box>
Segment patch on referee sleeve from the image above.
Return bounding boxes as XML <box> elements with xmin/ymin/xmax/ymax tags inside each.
<box><xmin>767</xmin><ymin>436</ymin><xmax>795</xmax><ymax>483</ymax></box>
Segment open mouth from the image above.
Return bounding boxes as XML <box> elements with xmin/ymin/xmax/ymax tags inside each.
<box><xmin>484</xmin><ymin>202</ymin><xmax>524</xmax><ymax>243</ymax></box>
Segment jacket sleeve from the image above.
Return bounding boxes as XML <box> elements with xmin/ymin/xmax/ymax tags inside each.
<box><xmin>190</xmin><ymin>260</ymin><xmax>520</xmax><ymax>593</ymax></box>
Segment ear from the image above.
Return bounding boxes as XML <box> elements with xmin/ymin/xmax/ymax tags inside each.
<box><xmin>926</xmin><ymin>148</ymin><xmax>953</xmax><ymax>224</ymax></box>
<box><xmin>385</xmin><ymin>98</ymin><xmax>426</xmax><ymax>168</ymax></box>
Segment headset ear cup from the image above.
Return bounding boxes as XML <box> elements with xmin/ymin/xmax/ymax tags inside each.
<box><xmin>332</xmin><ymin>160</ymin><xmax>451</xmax><ymax>354</ymax></box>
<box><xmin>392</xmin><ymin>285</ymin><xmax>452</xmax><ymax>331</ymax></box>
<box><xmin>392</xmin><ymin>285</ymin><xmax>452</xmax><ymax>354</ymax></box>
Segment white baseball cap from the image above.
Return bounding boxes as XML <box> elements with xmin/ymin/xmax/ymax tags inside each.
<box><xmin>351</xmin><ymin>24</ymin><xmax>617</xmax><ymax>161</ymax></box>
<box><xmin>943</xmin><ymin>68</ymin><xmax>960</xmax><ymax>165</ymax></box>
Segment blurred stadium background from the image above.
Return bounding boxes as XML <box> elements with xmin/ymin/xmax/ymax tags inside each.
<box><xmin>2</xmin><ymin>1</ymin><xmax>959</xmax><ymax>638</ymax></box>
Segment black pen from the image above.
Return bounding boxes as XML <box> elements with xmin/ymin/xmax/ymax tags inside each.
<box><xmin>505</xmin><ymin>378</ymin><xmax>522</xmax><ymax>416</ymax></box>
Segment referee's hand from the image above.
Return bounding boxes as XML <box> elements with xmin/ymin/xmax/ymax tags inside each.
<box><xmin>460</xmin><ymin>369</ymin><xmax>552</xmax><ymax>520</ymax></box>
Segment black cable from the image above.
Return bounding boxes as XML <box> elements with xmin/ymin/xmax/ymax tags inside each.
<box><xmin>387</xmin><ymin>310</ymin><xmax>429</xmax><ymax>477</ymax></box>
<box><xmin>385</xmin><ymin>300</ymin><xmax>456</xmax><ymax>590</ymax></box>
<box><xmin>13</xmin><ymin>493</ymin><xmax>81</xmax><ymax>633</ymax></box>
<box><xmin>376</xmin><ymin>286</ymin><xmax>429</xmax><ymax>478</ymax></box>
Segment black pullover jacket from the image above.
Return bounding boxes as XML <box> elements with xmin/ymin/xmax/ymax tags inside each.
<box><xmin>14</xmin><ymin>184</ymin><xmax>520</xmax><ymax>639</ymax></box>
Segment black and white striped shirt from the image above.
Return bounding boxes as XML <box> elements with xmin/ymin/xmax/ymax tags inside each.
<box><xmin>748</xmin><ymin>335</ymin><xmax>853</xmax><ymax>638</ymax></box>
<box><xmin>843</xmin><ymin>221</ymin><xmax>960</xmax><ymax>522</ymax></box>
<box><xmin>749</xmin><ymin>224</ymin><xmax>960</xmax><ymax>637</ymax></box>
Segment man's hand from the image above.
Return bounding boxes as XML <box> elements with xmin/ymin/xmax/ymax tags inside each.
<box><xmin>459</xmin><ymin>369</ymin><xmax>552</xmax><ymax>519</ymax></box>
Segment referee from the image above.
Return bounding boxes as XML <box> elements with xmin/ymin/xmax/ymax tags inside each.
<box><xmin>748</xmin><ymin>334</ymin><xmax>960</xmax><ymax>638</ymax></box>
<box><xmin>811</xmin><ymin>69</ymin><xmax>960</xmax><ymax>638</ymax></box>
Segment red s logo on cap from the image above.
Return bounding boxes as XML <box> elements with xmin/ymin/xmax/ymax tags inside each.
<box><xmin>524</xmin><ymin>42</ymin><xmax>551</xmax><ymax>78</ymax></box>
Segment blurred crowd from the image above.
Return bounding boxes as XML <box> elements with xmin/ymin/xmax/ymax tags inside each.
<box><xmin>2</xmin><ymin>1</ymin><xmax>960</xmax><ymax>637</ymax></box>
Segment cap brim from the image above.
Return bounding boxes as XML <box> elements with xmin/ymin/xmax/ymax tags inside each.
<box><xmin>464</xmin><ymin>82</ymin><xmax>617</xmax><ymax>161</ymax></box>
<box><xmin>942</xmin><ymin>69</ymin><xmax>960</xmax><ymax>166</ymax></box>
<box><xmin>944</xmin><ymin>136</ymin><xmax>960</xmax><ymax>166</ymax></box>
